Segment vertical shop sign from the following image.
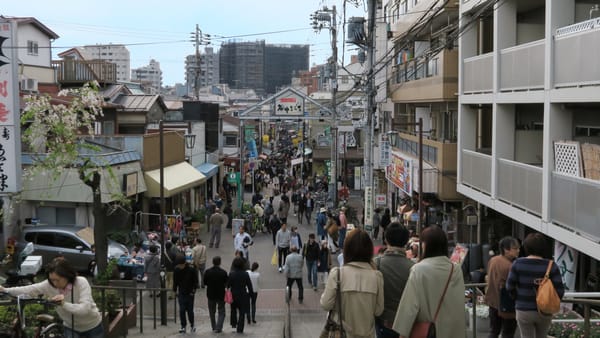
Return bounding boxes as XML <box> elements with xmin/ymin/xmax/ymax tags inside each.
<box><xmin>0</xmin><ymin>20</ymin><xmax>21</xmax><ymax>193</ymax></box>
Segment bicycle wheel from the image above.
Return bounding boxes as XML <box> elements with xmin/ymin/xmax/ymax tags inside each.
<box><xmin>39</xmin><ymin>323</ymin><xmax>64</xmax><ymax>338</ymax></box>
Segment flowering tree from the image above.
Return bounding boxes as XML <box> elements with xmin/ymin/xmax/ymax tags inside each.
<box><xmin>21</xmin><ymin>81</ymin><xmax>125</xmax><ymax>273</ymax></box>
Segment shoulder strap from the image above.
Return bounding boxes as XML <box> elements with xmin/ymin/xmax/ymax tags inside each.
<box><xmin>336</xmin><ymin>267</ymin><xmax>345</xmax><ymax>331</ymax></box>
<box><xmin>433</xmin><ymin>263</ymin><xmax>454</xmax><ymax>321</ymax></box>
<box><xmin>544</xmin><ymin>260</ymin><xmax>553</xmax><ymax>279</ymax></box>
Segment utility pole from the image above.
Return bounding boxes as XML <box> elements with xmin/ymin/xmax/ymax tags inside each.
<box><xmin>190</xmin><ymin>25</ymin><xmax>210</xmax><ymax>99</ymax></box>
<box><xmin>311</xmin><ymin>5</ymin><xmax>338</xmax><ymax>207</ymax></box>
<box><xmin>364</xmin><ymin>0</ymin><xmax>377</xmax><ymax>232</ymax></box>
<box><xmin>194</xmin><ymin>24</ymin><xmax>201</xmax><ymax>99</ymax></box>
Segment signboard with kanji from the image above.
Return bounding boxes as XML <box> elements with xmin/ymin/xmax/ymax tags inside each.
<box><xmin>274</xmin><ymin>91</ymin><xmax>304</xmax><ymax>116</ymax></box>
<box><xmin>0</xmin><ymin>20</ymin><xmax>21</xmax><ymax>193</ymax></box>
<box><xmin>385</xmin><ymin>150</ymin><xmax>412</xmax><ymax>194</ymax></box>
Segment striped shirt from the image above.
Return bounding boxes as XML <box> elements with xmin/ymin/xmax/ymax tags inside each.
<box><xmin>505</xmin><ymin>257</ymin><xmax>565</xmax><ymax>311</ymax></box>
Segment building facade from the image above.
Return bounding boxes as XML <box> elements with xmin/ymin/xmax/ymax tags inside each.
<box><xmin>75</xmin><ymin>44</ymin><xmax>131</xmax><ymax>82</ymax></box>
<box><xmin>458</xmin><ymin>0</ymin><xmax>600</xmax><ymax>276</ymax></box>
<box><xmin>131</xmin><ymin>59</ymin><xmax>163</xmax><ymax>94</ymax></box>
<box><xmin>185</xmin><ymin>47</ymin><xmax>220</xmax><ymax>96</ymax></box>
<box><xmin>219</xmin><ymin>40</ymin><xmax>309</xmax><ymax>96</ymax></box>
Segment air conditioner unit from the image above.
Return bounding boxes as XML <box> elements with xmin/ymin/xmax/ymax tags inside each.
<box><xmin>20</xmin><ymin>78</ymin><xmax>39</xmax><ymax>92</ymax></box>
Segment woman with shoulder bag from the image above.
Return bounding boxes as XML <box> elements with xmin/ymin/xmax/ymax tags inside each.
<box><xmin>320</xmin><ymin>229</ymin><xmax>384</xmax><ymax>338</ymax></box>
<box><xmin>392</xmin><ymin>225</ymin><xmax>465</xmax><ymax>338</ymax></box>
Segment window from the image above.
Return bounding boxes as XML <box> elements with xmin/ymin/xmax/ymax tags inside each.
<box><xmin>35</xmin><ymin>233</ymin><xmax>55</xmax><ymax>246</ymax></box>
<box><xmin>225</xmin><ymin>135</ymin><xmax>238</xmax><ymax>146</ymax></box>
<box><xmin>341</xmin><ymin>75</ymin><xmax>349</xmax><ymax>84</ymax></box>
<box><xmin>54</xmin><ymin>234</ymin><xmax>85</xmax><ymax>250</ymax></box>
<box><xmin>27</xmin><ymin>40</ymin><xmax>38</xmax><ymax>55</ymax></box>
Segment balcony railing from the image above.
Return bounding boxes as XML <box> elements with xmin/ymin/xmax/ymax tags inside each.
<box><xmin>499</xmin><ymin>40</ymin><xmax>545</xmax><ymax>91</ymax></box>
<box><xmin>52</xmin><ymin>59</ymin><xmax>118</xmax><ymax>84</ymax></box>
<box><xmin>551</xmin><ymin>172</ymin><xmax>600</xmax><ymax>241</ymax></box>
<box><xmin>554</xmin><ymin>20</ymin><xmax>600</xmax><ymax>88</ymax></box>
<box><xmin>461</xmin><ymin>149</ymin><xmax>491</xmax><ymax>194</ymax></box>
<box><xmin>497</xmin><ymin>159</ymin><xmax>542</xmax><ymax>215</ymax></box>
<box><xmin>463</xmin><ymin>52</ymin><xmax>493</xmax><ymax>93</ymax></box>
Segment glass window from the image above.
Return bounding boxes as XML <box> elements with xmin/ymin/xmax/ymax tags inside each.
<box><xmin>35</xmin><ymin>233</ymin><xmax>55</xmax><ymax>246</ymax></box>
<box><xmin>27</xmin><ymin>41</ymin><xmax>38</xmax><ymax>55</ymax></box>
<box><xmin>54</xmin><ymin>234</ymin><xmax>85</xmax><ymax>250</ymax></box>
<box><xmin>225</xmin><ymin>135</ymin><xmax>237</xmax><ymax>146</ymax></box>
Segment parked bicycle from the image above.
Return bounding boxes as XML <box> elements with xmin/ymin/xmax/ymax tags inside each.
<box><xmin>0</xmin><ymin>292</ymin><xmax>63</xmax><ymax>338</ymax></box>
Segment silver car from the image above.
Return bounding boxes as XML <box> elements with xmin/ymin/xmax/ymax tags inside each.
<box><xmin>21</xmin><ymin>225</ymin><xmax>129</xmax><ymax>275</ymax></box>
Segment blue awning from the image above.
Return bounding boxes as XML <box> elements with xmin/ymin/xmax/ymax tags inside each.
<box><xmin>196</xmin><ymin>163</ymin><xmax>219</xmax><ymax>178</ymax></box>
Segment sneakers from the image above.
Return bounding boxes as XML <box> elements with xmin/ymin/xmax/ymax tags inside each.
<box><xmin>278</xmin><ymin>267</ymin><xmax>282</xmax><ymax>273</ymax></box>
<box><xmin>191</xmin><ymin>327</ymin><xmax>196</xmax><ymax>333</ymax></box>
<box><xmin>179</xmin><ymin>327</ymin><xmax>186</xmax><ymax>333</ymax></box>
<box><xmin>314</xmin><ymin>287</ymin><xmax>318</xmax><ymax>291</ymax></box>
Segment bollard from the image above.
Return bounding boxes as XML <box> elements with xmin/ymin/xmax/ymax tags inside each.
<box><xmin>160</xmin><ymin>269</ymin><xmax>167</xmax><ymax>325</ymax></box>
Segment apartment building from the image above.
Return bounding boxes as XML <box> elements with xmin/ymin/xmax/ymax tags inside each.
<box><xmin>381</xmin><ymin>0</ymin><xmax>463</xmax><ymax>230</ymax></box>
<box><xmin>185</xmin><ymin>46</ymin><xmax>220</xmax><ymax>96</ymax></box>
<box><xmin>131</xmin><ymin>59</ymin><xmax>163</xmax><ymax>94</ymax></box>
<box><xmin>74</xmin><ymin>44</ymin><xmax>131</xmax><ymax>82</ymax></box>
<box><xmin>458</xmin><ymin>0</ymin><xmax>600</xmax><ymax>282</ymax></box>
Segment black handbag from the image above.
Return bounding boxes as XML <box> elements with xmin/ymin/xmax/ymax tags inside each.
<box><xmin>320</xmin><ymin>268</ymin><xmax>346</xmax><ymax>338</ymax></box>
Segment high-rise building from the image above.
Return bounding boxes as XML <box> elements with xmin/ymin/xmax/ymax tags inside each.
<box><xmin>75</xmin><ymin>44</ymin><xmax>131</xmax><ymax>82</ymax></box>
<box><xmin>185</xmin><ymin>47</ymin><xmax>220</xmax><ymax>96</ymax></box>
<box><xmin>264</xmin><ymin>44</ymin><xmax>309</xmax><ymax>94</ymax></box>
<box><xmin>219</xmin><ymin>40</ymin><xmax>309</xmax><ymax>96</ymax></box>
<box><xmin>131</xmin><ymin>59</ymin><xmax>163</xmax><ymax>94</ymax></box>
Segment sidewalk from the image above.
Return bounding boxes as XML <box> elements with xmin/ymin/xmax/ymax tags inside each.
<box><xmin>128</xmin><ymin>289</ymin><xmax>325</xmax><ymax>338</ymax></box>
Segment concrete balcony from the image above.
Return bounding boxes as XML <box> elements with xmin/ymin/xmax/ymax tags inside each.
<box><xmin>463</xmin><ymin>52</ymin><xmax>493</xmax><ymax>94</ymax></box>
<box><xmin>499</xmin><ymin>40</ymin><xmax>545</xmax><ymax>91</ymax></box>
<box><xmin>461</xmin><ymin>149</ymin><xmax>491</xmax><ymax>194</ymax></box>
<box><xmin>389</xmin><ymin>49</ymin><xmax>458</xmax><ymax>102</ymax></box>
<box><xmin>52</xmin><ymin>59</ymin><xmax>118</xmax><ymax>84</ymax></box>
<box><xmin>551</xmin><ymin>172</ymin><xmax>600</xmax><ymax>242</ymax></box>
<box><xmin>497</xmin><ymin>159</ymin><xmax>543</xmax><ymax>215</ymax></box>
<box><xmin>554</xmin><ymin>18</ymin><xmax>600</xmax><ymax>88</ymax></box>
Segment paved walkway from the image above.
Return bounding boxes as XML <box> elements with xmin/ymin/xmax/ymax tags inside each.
<box><xmin>128</xmin><ymin>189</ymin><xmax>347</xmax><ymax>337</ymax></box>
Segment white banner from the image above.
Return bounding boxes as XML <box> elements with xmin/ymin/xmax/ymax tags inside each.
<box><xmin>364</xmin><ymin>186</ymin><xmax>373</xmax><ymax>231</ymax></box>
<box><xmin>554</xmin><ymin>242</ymin><xmax>577</xmax><ymax>292</ymax></box>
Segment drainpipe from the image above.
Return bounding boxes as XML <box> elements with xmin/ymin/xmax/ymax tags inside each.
<box><xmin>477</xmin><ymin>18</ymin><xmax>484</xmax><ymax>149</ymax></box>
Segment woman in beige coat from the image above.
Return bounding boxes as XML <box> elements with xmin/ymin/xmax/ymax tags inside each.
<box><xmin>392</xmin><ymin>225</ymin><xmax>466</xmax><ymax>338</ymax></box>
<box><xmin>320</xmin><ymin>229</ymin><xmax>384</xmax><ymax>338</ymax></box>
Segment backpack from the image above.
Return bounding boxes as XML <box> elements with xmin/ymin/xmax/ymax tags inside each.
<box><xmin>265</xmin><ymin>203</ymin><xmax>274</xmax><ymax>215</ymax></box>
<box><xmin>536</xmin><ymin>260</ymin><xmax>561</xmax><ymax>315</ymax></box>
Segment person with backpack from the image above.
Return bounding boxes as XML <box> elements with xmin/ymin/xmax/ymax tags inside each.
<box><xmin>506</xmin><ymin>232</ymin><xmax>564</xmax><ymax>338</ymax></box>
<box><xmin>263</xmin><ymin>201</ymin><xmax>274</xmax><ymax>233</ymax></box>
<box><xmin>173</xmin><ymin>253</ymin><xmax>199</xmax><ymax>334</ymax></box>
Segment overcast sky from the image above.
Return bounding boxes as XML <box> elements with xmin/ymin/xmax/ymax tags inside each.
<box><xmin>2</xmin><ymin>0</ymin><xmax>366</xmax><ymax>86</ymax></box>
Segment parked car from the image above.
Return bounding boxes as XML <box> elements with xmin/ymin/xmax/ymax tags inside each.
<box><xmin>20</xmin><ymin>225</ymin><xmax>129</xmax><ymax>275</ymax></box>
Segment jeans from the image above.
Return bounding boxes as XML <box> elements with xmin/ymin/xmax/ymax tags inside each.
<box><xmin>278</xmin><ymin>246</ymin><xmax>289</xmax><ymax>268</ymax></box>
<box><xmin>178</xmin><ymin>293</ymin><xmax>195</xmax><ymax>328</ymax></box>
<box><xmin>306</xmin><ymin>260</ymin><xmax>318</xmax><ymax>288</ymax></box>
<box><xmin>287</xmin><ymin>278</ymin><xmax>304</xmax><ymax>301</ymax></box>
<box><xmin>305</xmin><ymin>208</ymin><xmax>313</xmax><ymax>224</ymax></box>
<box><xmin>338</xmin><ymin>227</ymin><xmax>347</xmax><ymax>249</ymax></box>
<box><xmin>489</xmin><ymin>306</ymin><xmax>517</xmax><ymax>338</ymax></box>
<box><xmin>209</xmin><ymin>226</ymin><xmax>221</xmax><ymax>247</ymax></box>
<box><xmin>516</xmin><ymin>310</ymin><xmax>552</xmax><ymax>338</ymax></box>
<box><xmin>247</xmin><ymin>292</ymin><xmax>258</xmax><ymax>322</ymax></box>
<box><xmin>208</xmin><ymin>299</ymin><xmax>225</xmax><ymax>331</ymax></box>
<box><xmin>197</xmin><ymin>264</ymin><xmax>206</xmax><ymax>287</ymax></box>
<box><xmin>63</xmin><ymin>322</ymin><xmax>104</xmax><ymax>338</ymax></box>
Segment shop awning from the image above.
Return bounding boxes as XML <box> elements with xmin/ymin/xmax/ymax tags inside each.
<box><xmin>196</xmin><ymin>163</ymin><xmax>219</xmax><ymax>178</ymax></box>
<box><xmin>144</xmin><ymin>162</ymin><xmax>206</xmax><ymax>198</ymax></box>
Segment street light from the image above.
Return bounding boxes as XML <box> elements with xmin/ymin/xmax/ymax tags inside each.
<box><xmin>184</xmin><ymin>133</ymin><xmax>196</xmax><ymax>165</ymax></box>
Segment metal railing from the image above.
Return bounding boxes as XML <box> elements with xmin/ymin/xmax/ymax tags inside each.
<box><xmin>464</xmin><ymin>283</ymin><xmax>600</xmax><ymax>338</ymax></box>
<box><xmin>91</xmin><ymin>284</ymin><xmax>177</xmax><ymax>337</ymax></box>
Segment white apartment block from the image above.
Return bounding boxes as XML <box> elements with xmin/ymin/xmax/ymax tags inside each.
<box><xmin>77</xmin><ymin>44</ymin><xmax>131</xmax><ymax>82</ymax></box>
<box><xmin>185</xmin><ymin>47</ymin><xmax>220</xmax><ymax>96</ymax></box>
<box><xmin>458</xmin><ymin>0</ymin><xmax>600</xmax><ymax>260</ymax></box>
<box><xmin>131</xmin><ymin>59</ymin><xmax>163</xmax><ymax>94</ymax></box>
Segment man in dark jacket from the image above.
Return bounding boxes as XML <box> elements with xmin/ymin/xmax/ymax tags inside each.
<box><xmin>173</xmin><ymin>253</ymin><xmax>199</xmax><ymax>334</ymax></box>
<box><xmin>302</xmin><ymin>233</ymin><xmax>320</xmax><ymax>291</ymax></box>
<box><xmin>203</xmin><ymin>256</ymin><xmax>228</xmax><ymax>333</ymax></box>
<box><xmin>374</xmin><ymin>223</ymin><xmax>414</xmax><ymax>338</ymax></box>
